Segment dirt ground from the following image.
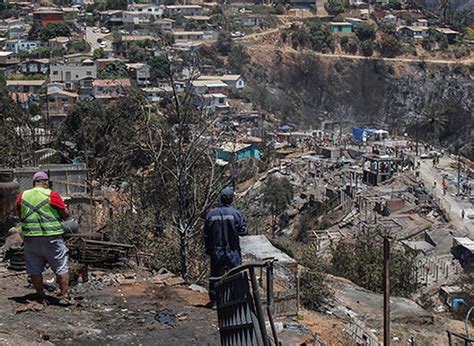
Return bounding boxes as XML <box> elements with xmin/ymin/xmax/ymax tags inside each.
<box><xmin>0</xmin><ymin>270</ymin><xmax>220</xmax><ymax>345</ymax></box>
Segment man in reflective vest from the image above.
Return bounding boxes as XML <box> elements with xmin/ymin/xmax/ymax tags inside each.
<box><xmin>17</xmin><ymin>171</ymin><xmax>71</xmax><ymax>305</ymax></box>
<box><xmin>204</xmin><ymin>187</ymin><xmax>248</xmax><ymax>308</ymax></box>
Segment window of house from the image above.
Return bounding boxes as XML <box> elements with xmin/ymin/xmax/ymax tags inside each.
<box><xmin>86</xmin><ymin>71</ymin><xmax>92</xmax><ymax>76</ymax></box>
<box><xmin>53</xmin><ymin>71</ymin><xmax>58</xmax><ymax>75</ymax></box>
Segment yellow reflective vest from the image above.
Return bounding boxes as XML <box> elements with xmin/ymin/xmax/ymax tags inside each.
<box><xmin>20</xmin><ymin>187</ymin><xmax>63</xmax><ymax>237</ymax></box>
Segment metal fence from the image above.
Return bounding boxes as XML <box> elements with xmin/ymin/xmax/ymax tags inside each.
<box><xmin>7</xmin><ymin>164</ymin><xmax>88</xmax><ymax>197</ymax></box>
<box><xmin>211</xmin><ymin>261</ymin><xmax>280</xmax><ymax>346</ymax></box>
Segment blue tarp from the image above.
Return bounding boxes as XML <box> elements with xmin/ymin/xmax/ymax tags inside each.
<box><xmin>352</xmin><ymin>127</ymin><xmax>365</xmax><ymax>142</ymax></box>
<box><xmin>352</xmin><ymin>127</ymin><xmax>379</xmax><ymax>142</ymax></box>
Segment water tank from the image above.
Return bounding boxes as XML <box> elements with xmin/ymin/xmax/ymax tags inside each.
<box><xmin>0</xmin><ymin>171</ymin><xmax>19</xmax><ymax>236</ymax></box>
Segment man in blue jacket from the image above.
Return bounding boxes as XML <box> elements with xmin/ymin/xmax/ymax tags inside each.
<box><xmin>204</xmin><ymin>187</ymin><xmax>247</xmax><ymax>308</ymax></box>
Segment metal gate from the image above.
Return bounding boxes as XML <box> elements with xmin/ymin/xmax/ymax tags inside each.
<box><xmin>211</xmin><ymin>260</ymin><xmax>279</xmax><ymax>346</ymax></box>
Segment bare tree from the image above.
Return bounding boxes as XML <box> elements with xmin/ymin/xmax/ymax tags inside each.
<box><xmin>141</xmin><ymin>52</ymin><xmax>231</xmax><ymax>278</ymax></box>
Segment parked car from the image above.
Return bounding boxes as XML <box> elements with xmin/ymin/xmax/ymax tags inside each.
<box><xmin>101</xmin><ymin>27</ymin><xmax>110</xmax><ymax>34</ymax></box>
<box><xmin>99</xmin><ymin>41</ymin><xmax>108</xmax><ymax>48</ymax></box>
<box><xmin>92</xmin><ymin>27</ymin><xmax>100</xmax><ymax>33</ymax></box>
<box><xmin>231</xmin><ymin>31</ymin><xmax>244</xmax><ymax>38</ymax></box>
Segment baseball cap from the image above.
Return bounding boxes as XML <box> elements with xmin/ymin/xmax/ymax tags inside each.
<box><xmin>33</xmin><ymin>171</ymin><xmax>49</xmax><ymax>181</ymax></box>
<box><xmin>221</xmin><ymin>187</ymin><xmax>235</xmax><ymax>199</ymax></box>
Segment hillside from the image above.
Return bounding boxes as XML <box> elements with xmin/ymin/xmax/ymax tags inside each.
<box><xmin>243</xmin><ymin>46</ymin><xmax>473</xmax><ymax>156</ymax></box>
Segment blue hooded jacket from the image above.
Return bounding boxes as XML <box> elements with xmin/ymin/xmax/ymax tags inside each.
<box><xmin>204</xmin><ymin>203</ymin><xmax>247</xmax><ymax>263</ymax></box>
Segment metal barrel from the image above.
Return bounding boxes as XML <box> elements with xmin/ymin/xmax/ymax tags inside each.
<box><xmin>8</xmin><ymin>246</ymin><xmax>26</xmax><ymax>271</ymax></box>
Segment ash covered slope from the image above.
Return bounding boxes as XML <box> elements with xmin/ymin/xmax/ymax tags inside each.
<box><xmin>246</xmin><ymin>53</ymin><xmax>473</xmax><ymax>154</ymax></box>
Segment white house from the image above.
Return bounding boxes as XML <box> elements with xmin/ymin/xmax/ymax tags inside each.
<box><xmin>0</xmin><ymin>51</ymin><xmax>20</xmax><ymax>65</ymax></box>
<box><xmin>202</xmin><ymin>93</ymin><xmax>229</xmax><ymax>112</ymax></box>
<box><xmin>345</xmin><ymin>17</ymin><xmax>364</xmax><ymax>28</ymax></box>
<box><xmin>5</xmin><ymin>39</ymin><xmax>39</xmax><ymax>54</ymax></box>
<box><xmin>398</xmin><ymin>26</ymin><xmax>428</xmax><ymax>39</ymax></box>
<box><xmin>20</xmin><ymin>59</ymin><xmax>49</xmax><ymax>74</ymax></box>
<box><xmin>192</xmin><ymin>79</ymin><xmax>228</xmax><ymax>95</ymax></box>
<box><xmin>50</xmin><ymin>60</ymin><xmax>97</xmax><ymax>90</ymax></box>
<box><xmin>127</xmin><ymin>3</ymin><xmax>162</xmax><ymax>15</ymax></box>
<box><xmin>92</xmin><ymin>79</ymin><xmax>132</xmax><ymax>99</ymax></box>
<box><xmin>155</xmin><ymin>18</ymin><xmax>175</xmax><ymax>31</ymax></box>
<box><xmin>172</xmin><ymin>31</ymin><xmax>204</xmax><ymax>42</ymax></box>
<box><xmin>126</xmin><ymin>62</ymin><xmax>150</xmax><ymax>86</ymax></box>
<box><xmin>198</xmin><ymin>74</ymin><xmax>245</xmax><ymax>90</ymax></box>
<box><xmin>122</xmin><ymin>11</ymin><xmax>151</xmax><ymax>25</ymax></box>
<box><xmin>165</xmin><ymin>5</ymin><xmax>202</xmax><ymax>16</ymax></box>
<box><xmin>414</xmin><ymin>19</ymin><xmax>429</xmax><ymax>27</ymax></box>
<box><xmin>6</xmin><ymin>79</ymin><xmax>46</xmax><ymax>93</ymax></box>
<box><xmin>142</xmin><ymin>86</ymin><xmax>173</xmax><ymax>102</ymax></box>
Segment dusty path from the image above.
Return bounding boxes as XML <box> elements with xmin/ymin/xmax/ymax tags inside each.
<box><xmin>0</xmin><ymin>269</ymin><xmax>220</xmax><ymax>345</ymax></box>
<box><xmin>418</xmin><ymin>155</ymin><xmax>473</xmax><ymax>236</ymax></box>
<box><xmin>240</xmin><ymin>26</ymin><xmax>473</xmax><ymax>65</ymax></box>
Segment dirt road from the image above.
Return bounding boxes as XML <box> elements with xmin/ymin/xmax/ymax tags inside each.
<box><xmin>85</xmin><ymin>27</ymin><xmax>110</xmax><ymax>52</ymax></box>
<box><xmin>418</xmin><ymin>156</ymin><xmax>473</xmax><ymax>236</ymax></box>
<box><xmin>240</xmin><ymin>26</ymin><xmax>473</xmax><ymax>65</ymax></box>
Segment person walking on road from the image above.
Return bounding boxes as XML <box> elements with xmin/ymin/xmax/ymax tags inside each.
<box><xmin>203</xmin><ymin>187</ymin><xmax>248</xmax><ymax>309</ymax></box>
<box><xmin>17</xmin><ymin>171</ymin><xmax>72</xmax><ymax>305</ymax></box>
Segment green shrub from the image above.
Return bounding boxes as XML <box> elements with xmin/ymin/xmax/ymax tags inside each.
<box><xmin>359</xmin><ymin>39</ymin><xmax>373</xmax><ymax>56</ymax></box>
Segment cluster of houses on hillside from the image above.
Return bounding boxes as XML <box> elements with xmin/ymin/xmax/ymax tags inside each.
<box><xmin>0</xmin><ymin>2</ymin><xmax>252</xmax><ymax>134</ymax></box>
<box><xmin>2</xmin><ymin>50</ymin><xmax>246</xmax><ymax>125</ymax></box>
<box><xmin>327</xmin><ymin>15</ymin><xmax>460</xmax><ymax>45</ymax></box>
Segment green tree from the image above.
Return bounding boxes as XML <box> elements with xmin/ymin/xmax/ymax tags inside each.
<box><xmin>29</xmin><ymin>22</ymin><xmax>71</xmax><ymax>41</ymax></box>
<box><xmin>127</xmin><ymin>43</ymin><xmax>147</xmax><ymax>62</ymax></box>
<box><xmin>0</xmin><ymin>77</ymin><xmax>33</xmax><ymax>166</ymax></box>
<box><xmin>228</xmin><ymin>44</ymin><xmax>250</xmax><ymax>74</ymax></box>
<box><xmin>359</xmin><ymin>39</ymin><xmax>374</xmax><ymax>56</ymax></box>
<box><xmin>93</xmin><ymin>48</ymin><xmax>107</xmax><ymax>59</ymax></box>
<box><xmin>331</xmin><ymin>231</ymin><xmax>419</xmax><ymax>297</ymax></box>
<box><xmin>162</xmin><ymin>32</ymin><xmax>175</xmax><ymax>46</ymax></box>
<box><xmin>379</xmin><ymin>22</ymin><xmax>397</xmax><ymax>35</ymax></box>
<box><xmin>57</xmin><ymin>89</ymin><xmax>148</xmax><ymax>181</ymax></box>
<box><xmin>261</xmin><ymin>176</ymin><xmax>293</xmax><ymax>237</ymax></box>
<box><xmin>378</xmin><ymin>34</ymin><xmax>402</xmax><ymax>58</ymax></box>
<box><xmin>355</xmin><ymin>22</ymin><xmax>376</xmax><ymax>42</ymax></box>
<box><xmin>67</xmin><ymin>39</ymin><xmax>89</xmax><ymax>54</ymax></box>
<box><xmin>98</xmin><ymin>61</ymin><xmax>129</xmax><ymax>79</ymax></box>
<box><xmin>214</xmin><ymin>30</ymin><xmax>233</xmax><ymax>55</ymax></box>
<box><xmin>307</xmin><ymin>21</ymin><xmax>335</xmax><ymax>53</ymax></box>
<box><xmin>325</xmin><ymin>0</ymin><xmax>344</xmax><ymax>15</ymax></box>
<box><xmin>341</xmin><ymin>36</ymin><xmax>358</xmax><ymax>54</ymax></box>
<box><xmin>422</xmin><ymin>29</ymin><xmax>449</xmax><ymax>51</ymax></box>
<box><xmin>290</xmin><ymin>27</ymin><xmax>310</xmax><ymax>50</ymax></box>
<box><xmin>149</xmin><ymin>55</ymin><xmax>171</xmax><ymax>82</ymax></box>
<box><xmin>297</xmin><ymin>245</ymin><xmax>331</xmax><ymax>310</ymax></box>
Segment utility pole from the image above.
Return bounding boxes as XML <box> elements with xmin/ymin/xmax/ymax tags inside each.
<box><xmin>415</xmin><ymin>126</ymin><xmax>419</xmax><ymax>157</ymax></box>
<box><xmin>383</xmin><ymin>237</ymin><xmax>391</xmax><ymax>346</ymax></box>
<box><xmin>457</xmin><ymin>151</ymin><xmax>461</xmax><ymax>196</ymax></box>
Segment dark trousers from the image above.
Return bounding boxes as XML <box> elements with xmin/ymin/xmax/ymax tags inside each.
<box><xmin>208</xmin><ymin>251</ymin><xmax>241</xmax><ymax>304</ymax></box>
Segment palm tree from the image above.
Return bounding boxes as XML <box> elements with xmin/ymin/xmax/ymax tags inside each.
<box><xmin>420</xmin><ymin>105</ymin><xmax>448</xmax><ymax>144</ymax></box>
